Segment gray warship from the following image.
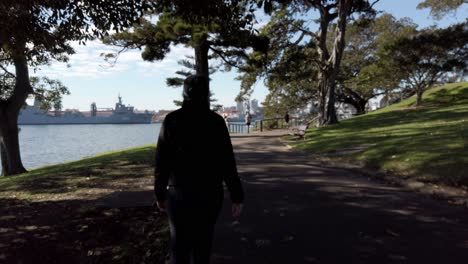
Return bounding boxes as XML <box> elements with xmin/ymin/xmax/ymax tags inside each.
<box><xmin>19</xmin><ymin>95</ymin><xmax>154</xmax><ymax>125</ymax></box>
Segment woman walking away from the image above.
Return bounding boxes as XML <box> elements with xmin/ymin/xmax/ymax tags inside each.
<box><xmin>154</xmin><ymin>75</ymin><xmax>244</xmax><ymax>264</ymax></box>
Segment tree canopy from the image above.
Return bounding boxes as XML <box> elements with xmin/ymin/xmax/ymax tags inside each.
<box><xmin>104</xmin><ymin>1</ymin><xmax>268</xmax><ymax>81</ymax></box>
<box><xmin>384</xmin><ymin>21</ymin><xmax>468</xmax><ymax>105</ymax></box>
<box><xmin>238</xmin><ymin>0</ymin><xmax>380</xmax><ymax>122</ymax></box>
<box><xmin>240</xmin><ymin>0</ymin><xmax>380</xmax><ymax>125</ymax></box>
<box><xmin>337</xmin><ymin>14</ymin><xmax>418</xmax><ymax>113</ymax></box>
<box><xmin>417</xmin><ymin>0</ymin><xmax>466</xmax><ymax>20</ymax></box>
<box><xmin>0</xmin><ymin>0</ymin><xmax>152</xmax><ymax>176</ymax></box>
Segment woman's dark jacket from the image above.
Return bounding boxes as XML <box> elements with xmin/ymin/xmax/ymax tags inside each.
<box><xmin>154</xmin><ymin>106</ymin><xmax>244</xmax><ymax>204</ymax></box>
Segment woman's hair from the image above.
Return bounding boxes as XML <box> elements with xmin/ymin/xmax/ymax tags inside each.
<box><xmin>183</xmin><ymin>75</ymin><xmax>209</xmax><ymax>105</ymax></box>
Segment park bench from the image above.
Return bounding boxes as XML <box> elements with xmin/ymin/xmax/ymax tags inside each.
<box><xmin>289</xmin><ymin>123</ymin><xmax>309</xmax><ymax>140</ymax></box>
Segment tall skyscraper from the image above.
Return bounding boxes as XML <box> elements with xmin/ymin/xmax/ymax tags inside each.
<box><xmin>251</xmin><ymin>99</ymin><xmax>259</xmax><ymax>113</ymax></box>
<box><xmin>236</xmin><ymin>101</ymin><xmax>244</xmax><ymax>114</ymax></box>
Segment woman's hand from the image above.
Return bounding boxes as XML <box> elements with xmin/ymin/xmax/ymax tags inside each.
<box><xmin>154</xmin><ymin>200</ymin><xmax>167</xmax><ymax>212</ymax></box>
<box><xmin>232</xmin><ymin>203</ymin><xmax>243</xmax><ymax>218</ymax></box>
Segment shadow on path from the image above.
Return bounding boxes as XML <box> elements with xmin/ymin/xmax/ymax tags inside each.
<box><xmin>212</xmin><ymin>130</ymin><xmax>468</xmax><ymax>264</ymax></box>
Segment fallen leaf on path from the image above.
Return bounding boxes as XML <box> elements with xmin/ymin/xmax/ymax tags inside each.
<box><xmin>255</xmin><ymin>239</ymin><xmax>271</xmax><ymax>247</ymax></box>
<box><xmin>386</xmin><ymin>229</ymin><xmax>400</xmax><ymax>237</ymax></box>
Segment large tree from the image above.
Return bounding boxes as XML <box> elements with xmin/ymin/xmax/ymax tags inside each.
<box><xmin>261</xmin><ymin>43</ymin><xmax>319</xmax><ymax>118</ymax></box>
<box><xmin>337</xmin><ymin>14</ymin><xmax>418</xmax><ymax>113</ymax></box>
<box><xmin>253</xmin><ymin>9</ymin><xmax>319</xmax><ymax>118</ymax></box>
<box><xmin>104</xmin><ymin>1</ymin><xmax>268</xmax><ymax>98</ymax></box>
<box><xmin>385</xmin><ymin>22</ymin><xmax>468</xmax><ymax>106</ymax></box>
<box><xmin>0</xmin><ymin>0</ymin><xmax>151</xmax><ymax>176</ymax></box>
<box><xmin>249</xmin><ymin>0</ymin><xmax>379</xmax><ymax>125</ymax></box>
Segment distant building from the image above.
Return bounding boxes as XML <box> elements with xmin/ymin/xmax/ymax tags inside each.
<box><xmin>218</xmin><ymin>107</ymin><xmax>240</xmax><ymax>119</ymax></box>
<box><xmin>224</xmin><ymin>106</ymin><xmax>237</xmax><ymax>112</ymax></box>
<box><xmin>251</xmin><ymin>99</ymin><xmax>259</xmax><ymax>114</ymax></box>
<box><xmin>236</xmin><ymin>101</ymin><xmax>244</xmax><ymax>114</ymax></box>
<box><xmin>152</xmin><ymin>110</ymin><xmax>172</xmax><ymax>122</ymax></box>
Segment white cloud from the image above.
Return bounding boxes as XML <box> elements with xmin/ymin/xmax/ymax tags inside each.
<box><xmin>32</xmin><ymin>39</ymin><xmax>194</xmax><ymax>80</ymax></box>
<box><xmin>117</xmin><ymin>51</ymin><xmax>143</xmax><ymax>62</ymax></box>
<box><xmin>34</xmin><ymin>40</ymin><xmax>132</xmax><ymax>78</ymax></box>
<box><xmin>169</xmin><ymin>45</ymin><xmax>193</xmax><ymax>58</ymax></box>
<box><xmin>136</xmin><ymin>44</ymin><xmax>194</xmax><ymax>77</ymax></box>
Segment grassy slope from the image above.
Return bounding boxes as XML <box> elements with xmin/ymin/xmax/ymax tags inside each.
<box><xmin>0</xmin><ymin>145</ymin><xmax>156</xmax><ymax>199</ymax></box>
<box><xmin>295</xmin><ymin>82</ymin><xmax>468</xmax><ymax>186</ymax></box>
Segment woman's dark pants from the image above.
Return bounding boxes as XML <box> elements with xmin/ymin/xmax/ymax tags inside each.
<box><xmin>167</xmin><ymin>188</ymin><xmax>223</xmax><ymax>264</ymax></box>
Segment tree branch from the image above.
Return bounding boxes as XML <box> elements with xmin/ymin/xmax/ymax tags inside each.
<box><xmin>290</xmin><ymin>31</ymin><xmax>306</xmax><ymax>46</ymax></box>
<box><xmin>101</xmin><ymin>46</ymin><xmax>129</xmax><ymax>68</ymax></box>
<box><xmin>290</xmin><ymin>23</ymin><xmax>317</xmax><ymax>40</ymax></box>
<box><xmin>325</xmin><ymin>2</ymin><xmax>338</xmax><ymax>12</ymax></box>
<box><xmin>369</xmin><ymin>0</ymin><xmax>381</xmax><ymax>10</ymax></box>
<box><xmin>0</xmin><ymin>64</ymin><xmax>15</xmax><ymax>78</ymax></box>
<box><xmin>303</xmin><ymin>0</ymin><xmax>322</xmax><ymax>9</ymax></box>
<box><xmin>8</xmin><ymin>42</ymin><xmax>33</xmax><ymax>112</ymax></box>
<box><xmin>209</xmin><ymin>47</ymin><xmax>243</xmax><ymax>70</ymax></box>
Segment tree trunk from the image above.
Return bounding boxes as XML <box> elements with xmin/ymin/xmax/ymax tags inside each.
<box><xmin>194</xmin><ymin>37</ymin><xmax>210</xmax><ymax>80</ymax></box>
<box><xmin>194</xmin><ymin>36</ymin><xmax>211</xmax><ymax>109</ymax></box>
<box><xmin>348</xmin><ymin>95</ymin><xmax>368</xmax><ymax>115</ymax></box>
<box><xmin>0</xmin><ymin>109</ymin><xmax>26</xmax><ymax>176</ymax></box>
<box><xmin>0</xmin><ymin>41</ymin><xmax>31</xmax><ymax>176</ymax></box>
<box><xmin>316</xmin><ymin>71</ymin><xmax>328</xmax><ymax>125</ymax></box>
<box><xmin>316</xmin><ymin>0</ymin><xmax>351</xmax><ymax>126</ymax></box>
<box><xmin>337</xmin><ymin>89</ymin><xmax>368</xmax><ymax>115</ymax></box>
<box><xmin>356</xmin><ymin>99</ymin><xmax>367</xmax><ymax>115</ymax></box>
<box><xmin>416</xmin><ymin>89</ymin><xmax>423</xmax><ymax>106</ymax></box>
<box><xmin>324</xmin><ymin>72</ymin><xmax>338</xmax><ymax>124</ymax></box>
<box><xmin>317</xmin><ymin>68</ymin><xmax>339</xmax><ymax>125</ymax></box>
<box><xmin>0</xmin><ymin>117</ymin><xmax>10</xmax><ymax>176</ymax></box>
<box><xmin>315</xmin><ymin>7</ymin><xmax>332</xmax><ymax>126</ymax></box>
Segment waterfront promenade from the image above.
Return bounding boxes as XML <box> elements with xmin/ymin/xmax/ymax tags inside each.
<box><xmin>212</xmin><ymin>130</ymin><xmax>468</xmax><ymax>264</ymax></box>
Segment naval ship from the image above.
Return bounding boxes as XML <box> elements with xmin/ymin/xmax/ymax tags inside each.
<box><xmin>18</xmin><ymin>95</ymin><xmax>154</xmax><ymax>125</ymax></box>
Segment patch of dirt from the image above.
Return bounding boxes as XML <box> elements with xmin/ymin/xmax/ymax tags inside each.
<box><xmin>0</xmin><ymin>198</ymin><xmax>169</xmax><ymax>264</ymax></box>
<box><xmin>0</xmin><ymin>161</ymin><xmax>169</xmax><ymax>263</ymax></box>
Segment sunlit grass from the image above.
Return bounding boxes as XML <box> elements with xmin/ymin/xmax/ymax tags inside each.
<box><xmin>295</xmin><ymin>82</ymin><xmax>468</xmax><ymax>186</ymax></box>
<box><xmin>0</xmin><ymin>145</ymin><xmax>156</xmax><ymax>200</ymax></box>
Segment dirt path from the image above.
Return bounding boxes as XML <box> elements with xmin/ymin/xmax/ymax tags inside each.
<box><xmin>212</xmin><ymin>130</ymin><xmax>468</xmax><ymax>264</ymax></box>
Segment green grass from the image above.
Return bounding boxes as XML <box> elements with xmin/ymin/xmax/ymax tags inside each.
<box><xmin>295</xmin><ymin>82</ymin><xmax>468</xmax><ymax>186</ymax></box>
<box><xmin>0</xmin><ymin>145</ymin><xmax>156</xmax><ymax>200</ymax></box>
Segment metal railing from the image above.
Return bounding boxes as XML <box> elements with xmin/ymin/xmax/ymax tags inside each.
<box><xmin>227</xmin><ymin>123</ymin><xmax>251</xmax><ymax>134</ymax></box>
<box><xmin>227</xmin><ymin>117</ymin><xmax>312</xmax><ymax>134</ymax></box>
<box><xmin>228</xmin><ymin>121</ymin><xmax>258</xmax><ymax>134</ymax></box>
<box><xmin>254</xmin><ymin>118</ymin><xmax>305</xmax><ymax>132</ymax></box>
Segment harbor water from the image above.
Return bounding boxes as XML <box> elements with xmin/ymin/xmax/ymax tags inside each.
<box><xmin>1</xmin><ymin>124</ymin><xmax>162</xmax><ymax>170</ymax></box>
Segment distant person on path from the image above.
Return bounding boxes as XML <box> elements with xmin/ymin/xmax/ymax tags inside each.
<box><xmin>223</xmin><ymin>114</ymin><xmax>230</xmax><ymax>131</ymax></box>
<box><xmin>154</xmin><ymin>75</ymin><xmax>244</xmax><ymax>264</ymax></box>
<box><xmin>284</xmin><ymin>112</ymin><xmax>290</xmax><ymax>127</ymax></box>
<box><xmin>245</xmin><ymin>111</ymin><xmax>251</xmax><ymax>133</ymax></box>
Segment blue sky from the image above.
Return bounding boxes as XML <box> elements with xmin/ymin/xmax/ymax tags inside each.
<box><xmin>34</xmin><ymin>0</ymin><xmax>467</xmax><ymax>112</ymax></box>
